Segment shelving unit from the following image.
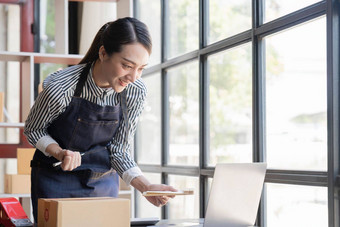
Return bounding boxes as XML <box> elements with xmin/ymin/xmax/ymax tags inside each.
<box><xmin>0</xmin><ymin>51</ymin><xmax>83</xmax><ymax>124</ymax></box>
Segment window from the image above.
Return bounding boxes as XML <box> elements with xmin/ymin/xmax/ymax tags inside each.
<box><xmin>208</xmin><ymin>43</ymin><xmax>252</xmax><ymax>166</ymax></box>
<box><xmin>266</xmin><ymin>183</ymin><xmax>328</xmax><ymax>226</ymax></box>
<box><xmin>208</xmin><ymin>0</ymin><xmax>251</xmax><ymax>44</ymax></box>
<box><xmin>134</xmin><ymin>0</ymin><xmax>339</xmax><ymax>226</ymax></box>
<box><xmin>167</xmin><ymin>0</ymin><xmax>199</xmax><ymax>59</ymax></box>
<box><xmin>265</xmin><ymin>17</ymin><xmax>327</xmax><ymax>171</ymax></box>
<box><xmin>264</xmin><ymin>0</ymin><xmax>321</xmax><ymax>23</ymax></box>
<box><xmin>168</xmin><ymin>61</ymin><xmax>199</xmax><ymax>166</ymax></box>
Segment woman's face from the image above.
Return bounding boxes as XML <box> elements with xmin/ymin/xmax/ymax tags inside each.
<box><xmin>96</xmin><ymin>42</ymin><xmax>150</xmax><ymax>92</ymax></box>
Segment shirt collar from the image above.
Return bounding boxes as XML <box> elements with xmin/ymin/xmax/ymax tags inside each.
<box><xmin>87</xmin><ymin>63</ymin><xmax>114</xmax><ymax>97</ymax></box>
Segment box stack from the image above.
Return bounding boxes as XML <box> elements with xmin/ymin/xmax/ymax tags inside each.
<box><xmin>4</xmin><ymin>148</ymin><xmax>35</xmax><ymax>194</ymax></box>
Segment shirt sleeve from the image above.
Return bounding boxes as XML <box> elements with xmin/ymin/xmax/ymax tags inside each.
<box><xmin>24</xmin><ymin>76</ymin><xmax>67</xmax><ymax>152</ymax></box>
<box><xmin>109</xmin><ymin>80</ymin><xmax>147</xmax><ymax>182</ymax></box>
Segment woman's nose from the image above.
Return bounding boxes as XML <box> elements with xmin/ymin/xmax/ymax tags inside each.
<box><xmin>127</xmin><ymin>69</ymin><xmax>139</xmax><ymax>83</ymax></box>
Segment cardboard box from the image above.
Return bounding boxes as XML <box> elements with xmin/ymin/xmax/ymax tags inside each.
<box><xmin>5</xmin><ymin>174</ymin><xmax>31</xmax><ymax>194</ymax></box>
<box><xmin>0</xmin><ymin>92</ymin><xmax>3</xmax><ymax>122</ymax></box>
<box><xmin>17</xmin><ymin>148</ymin><xmax>35</xmax><ymax>174</ymax></box>
<box><xmin>38</xmin><ymin>197</ymin><xmax>130</xmax><ymax>227</ymax></box>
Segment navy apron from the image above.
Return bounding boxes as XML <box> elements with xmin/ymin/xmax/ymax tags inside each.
<box><xmin>30</xmin><ymin>63</ymin><xmax>127</xmax><ymax>222</ymax></box>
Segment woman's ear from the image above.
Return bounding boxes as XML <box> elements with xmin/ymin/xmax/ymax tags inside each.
<box><xmin>98</xmin><ymin>45</ymin><xmax>107</xmax><ymax>61</ymax></box>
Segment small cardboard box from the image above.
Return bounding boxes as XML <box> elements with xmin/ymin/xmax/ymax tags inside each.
<box><xmin>0</xmin><ymin>92</ymin><xmax>4</xmax><ymax>122</ymax></box>
<box><xmin>5</xmin><ymin>174</ymin><xmax>31</xmax><ymax>194</ymax></box>
<box><xmin>17</xmin><ymin>148</ymin><xmax>35</xmax><ymax>174</ymax></box>
<box><xmin>38</xmin><ymin>197</ymin><xmax>130</xmax><ymax>227</ymax></box>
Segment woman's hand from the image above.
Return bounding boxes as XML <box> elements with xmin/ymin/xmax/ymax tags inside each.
<box><xmin>130</xmin><ymin>175</ymin><xmax>178</xmax><ymax>207</ymax></box>
<box><xmin>46</xmin><ymin>143</ymin><xmax>81</xmax><ymax>171</ymax></box>
<box><xmin>144</xmin><ymin>184</ymin><xmax>177</xmax><ymax>207</ymax></box>
<box><xmin>58</xmin><ymin>149</ymin><xmax>82</xmax><ymax>171</ymax></box>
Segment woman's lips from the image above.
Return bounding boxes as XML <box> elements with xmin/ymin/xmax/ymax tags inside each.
<box><xmin>119</xmin><ymin>79</ymin><xmax>128</xmax><ymax>87</ymax></box>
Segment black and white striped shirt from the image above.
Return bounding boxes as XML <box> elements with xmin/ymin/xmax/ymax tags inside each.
<box><xmin>24</xmin><ymin>63</ymin><xmax>146</xmax><ymax>184</ymax></box>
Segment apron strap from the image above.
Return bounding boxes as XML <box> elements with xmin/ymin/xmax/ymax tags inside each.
<box><xmin>74</xmin><ymin>63</ymin><xmax>92</xmax><ymax>97</ymax></box>
<box><xmin>120</xmin><ymin>89</ymin><xmax>129</xmax><ymax>150</ymax></box>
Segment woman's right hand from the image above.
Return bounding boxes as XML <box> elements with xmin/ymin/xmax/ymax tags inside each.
<box><xmin>46</xmin><ymin>143</ymin><xmax>81</xmax><ymax>171</ymax></box>
<box><xmin>58</xmin><ymin>149</ymin><xmax>82</xmax><ymax>171</ymax></box>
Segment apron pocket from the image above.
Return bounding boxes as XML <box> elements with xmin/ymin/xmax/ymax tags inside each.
<box><xmin>68</xmin><ymin>118</ymin><xmax>119</xmax><ymax>151</ymax></box>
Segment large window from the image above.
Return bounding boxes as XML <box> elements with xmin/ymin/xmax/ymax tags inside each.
<box><xmin>134</xmin><ymin>0</ymin><xmax>340</xmax><ymax>226</ymax></box>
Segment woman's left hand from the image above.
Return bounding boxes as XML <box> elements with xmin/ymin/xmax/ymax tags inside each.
<box><xmin>144</xmin><ymin>184</ymin><xmax>177</xmax><ymax>207</ymax></box>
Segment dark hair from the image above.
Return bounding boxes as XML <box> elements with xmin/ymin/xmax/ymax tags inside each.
<box><xmin>79</xmin><ymin>17</ymin><xmax>152</xmax><ymax>64</ymax></box>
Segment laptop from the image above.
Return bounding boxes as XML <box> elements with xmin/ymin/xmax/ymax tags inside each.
<box><xmin>153</xmin><ymin>163</ymin><xmax>267</xmax><ymax>227</ymax></box>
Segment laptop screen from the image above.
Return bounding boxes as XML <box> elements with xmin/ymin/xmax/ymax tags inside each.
<box><xmin>204</xmin><ymin>163</ymin><xmax>267</xmax><ymax>227</ymax></box>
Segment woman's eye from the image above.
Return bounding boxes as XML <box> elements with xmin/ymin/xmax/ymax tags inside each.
<box><xmin>123</xmin><ymin>64</ymin><xmax>133</xmax><ymax>69</ymax></box>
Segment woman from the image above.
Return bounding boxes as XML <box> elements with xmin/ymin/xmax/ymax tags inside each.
<box><xmin>24</xmin><ymin>17</ymin><xmax>176</xmax><ymax>222</ymax></box>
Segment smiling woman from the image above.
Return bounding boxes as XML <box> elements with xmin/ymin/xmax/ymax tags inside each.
<box><xmin>24</xmin><ymin>17</ymin><xmax>177</xmax><ymax>224</ymax></box>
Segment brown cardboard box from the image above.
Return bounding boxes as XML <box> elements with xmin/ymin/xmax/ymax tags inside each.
<box><xmin>0</xmin><ymin>92</ymin><xmax>3</xmax><ymax>122</ymax></box>
<box><xmin>5</xmin><ymin>174</ymin><xmax>31</xmax><ymax>194</ymax></box>
<box><xmin>17</xmin><ymin>148</ymin><xmax>35</xmax><ymax>174</ymax></box>
<box><xmin>38</xmin><ymin>197</ymin><xmax>130</xmax><ymax>227</ymax></box>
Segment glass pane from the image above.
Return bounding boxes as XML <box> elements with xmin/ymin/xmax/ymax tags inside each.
<box><xmin>135</xmin><ymin>173</ymin><xmax>162</xmax><ymax>218</ymax></box>
<box><xmin>135</xmin><ymin>0</ymin><xmax>161</xmax><ymax>66</ymax></box>
<box><xmin>208</xmin><ymin>44</ymin><xmax>252</xmax><ymax>166</ymax></box>
<box><xmin>266</xmin><ymin>183</ymin><xmax>328</xmax><ymax>227</ymax></box>
<box><xmin>168</xmin><ymin>175</ymin><xmax>199</xmax><ymax>219</ymax></box>
<box><xmin>265</xmin><ymin>17</ymin><xmax>327</xmax><ymax>171</ymax></box>
<box><xmin>137</xmin><ymin>73</ymin><xmax>161</xmax><ymax>164</ymax></box>
<box><xmin>40</xmin><ymin>0</ymin><xmax>57</xmax><ymax>53</ymax></box>
<box><xmin>208</xmin><ymin>0</ymin><xmax>251</xmax><ymax>44</ymax></box>
<box><xmin>168</xmin><ymin>61</ymin><xmax>199</xmax><ymax>166</ymax></box>
<box><xmin>168</xmin><ymin>0</ymin><xmax>199</xmax><ymax>59</ymax></box>
<box><xmin>264</xmin><ymin>0</ymin><xmax>320</xmax><ymax>23</ymax></box>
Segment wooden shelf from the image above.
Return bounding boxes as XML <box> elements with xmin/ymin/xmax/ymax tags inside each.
<box><xmin>0</xmin><ymin>123</ymin><xmax>25</xmax><ymax>128</ymax></box>
<box><xmin>33</xmin><ymin>53</ymin><xmax>83</xmax><ymax>64</ymax></box>
<box><xmin>0</xmin><ymin>51</ymin><xmax>83</xmax><ymax>65</ymax></box>
<box><xmin>0</xmin><ymin>51</ymin><xmax>31</xmax><ymax>62</ymax></box>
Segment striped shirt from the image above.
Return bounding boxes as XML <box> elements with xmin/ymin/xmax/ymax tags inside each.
<box><xmin>24</xmin><ymin>63</ymin><xmax>147</xmax><ymax>183</ymax></box>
